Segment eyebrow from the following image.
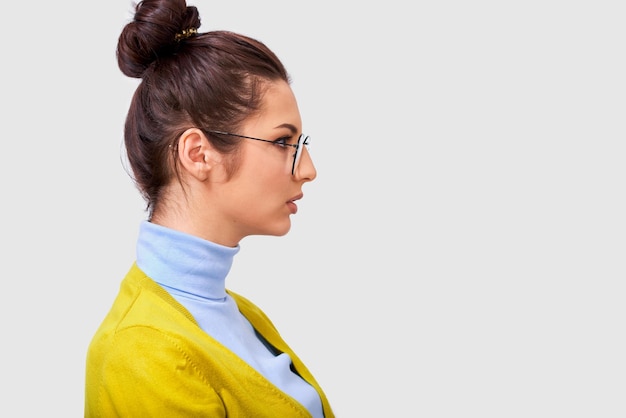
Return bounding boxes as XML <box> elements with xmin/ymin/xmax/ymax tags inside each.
<box><xmin>273</xmin><ymin>123</ymin><xmax>298</xmax><ymax>134</ymax></box>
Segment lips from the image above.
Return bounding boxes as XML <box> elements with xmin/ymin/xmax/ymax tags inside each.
<box><xmin>288</xmin><ymin>193</ymin><xmax>303</xmax><ymax>203</ymax></box>
<box><xmin>287</xmin><ymin>193</ymin><xmax>303</xmax><ymax>214</ymax></box>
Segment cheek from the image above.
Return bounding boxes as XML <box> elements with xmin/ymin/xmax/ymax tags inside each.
<box><xmin>234</xmin><ymin>146</ymin><xmax>292</xmax><ymax>194</ymax></box>
<box><xmin>253</xmin><ymin>169</ymin><xmax>285</xmax><ymax>197</ymax></box>
<box><xmin>235</xmin><ymin>162</ymin><xmax>281</xmax><ymax>200</ymax></box>
<box><xmin>247</xmin><ymin>152</ymin><xmax>291</xmax><ymax>182</ymax></box>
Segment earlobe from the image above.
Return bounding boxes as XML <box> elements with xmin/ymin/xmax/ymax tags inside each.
<box><xmin>176</xmin><ymin>128</ymin><xmax>219</xmax><ymax>181</ymax></box>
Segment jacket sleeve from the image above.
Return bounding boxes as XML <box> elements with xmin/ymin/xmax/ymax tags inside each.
<box><xmin>86</xmin><ymin>325</ymin><xmax>225</xmax><ymax>418</ymax></box>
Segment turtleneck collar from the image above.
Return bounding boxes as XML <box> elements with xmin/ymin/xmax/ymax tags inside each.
<box><xmin>136</xmin><ymin>221</ymin><xmax>240</xmax><ymax>301</ymax></box>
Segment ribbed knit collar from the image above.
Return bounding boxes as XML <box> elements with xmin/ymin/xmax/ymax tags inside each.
<box><xmin>135</xmin><ymin>221</ymin><xmax>240</xmax><ymax>301</ymax></box>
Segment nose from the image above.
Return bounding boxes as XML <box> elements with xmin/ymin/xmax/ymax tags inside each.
<box><xmin>294</xmin><ymin>146</ymin><xmax>316</xmax><ymax>181</ymax></box>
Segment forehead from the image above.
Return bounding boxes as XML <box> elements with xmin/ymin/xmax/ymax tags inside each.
<box><xmin>246</xmin><ymin>80</ymin><xmax>302</xmax><ymax>132</ymax></box>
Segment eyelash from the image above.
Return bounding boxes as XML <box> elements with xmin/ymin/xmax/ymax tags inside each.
<box><xmin>273</xmin><ymin>136</ymin><xmax>293</xmax><ymax>148</ymax></box>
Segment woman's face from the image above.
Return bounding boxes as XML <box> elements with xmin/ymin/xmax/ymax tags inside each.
<box><xmin>211</xmin><ymin>80</ymin><xmax>317</xmax><ymax>243</ymax></box>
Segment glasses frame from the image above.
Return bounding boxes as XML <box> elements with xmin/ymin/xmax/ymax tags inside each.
<box><xmin>206</xmin><ymin>130</ymin><xmax>309</xmax><ymax>175</ymax></box>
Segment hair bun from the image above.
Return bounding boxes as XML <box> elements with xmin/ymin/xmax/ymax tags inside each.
<box><xmin>117</xmin><ymin>0</ymin><xmax>201</xmax><ymax>78</ymax></box>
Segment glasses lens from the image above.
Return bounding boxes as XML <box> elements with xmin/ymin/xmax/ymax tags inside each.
<box><xmin>292</xmin><ymin>134</ymin><xmax>309</xmax><ymax>175</ymax></box>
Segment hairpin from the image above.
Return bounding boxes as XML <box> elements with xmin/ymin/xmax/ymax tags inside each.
<box><xmin>175</xmin><ymin>27</ymin><xmax>198</xmax><ymax>42</ymax></box>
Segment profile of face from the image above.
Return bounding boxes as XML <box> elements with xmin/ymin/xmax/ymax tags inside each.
<box><xmin>198</xmin><ymin>80</ymin><xmax>317</xmax><ymax>244</ymax></box>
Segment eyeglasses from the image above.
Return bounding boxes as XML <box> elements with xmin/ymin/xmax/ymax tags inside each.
<box><xmin>206</xmin><ymin>130</ymin><xmax>310</xmax><ymax>175</ymax></box>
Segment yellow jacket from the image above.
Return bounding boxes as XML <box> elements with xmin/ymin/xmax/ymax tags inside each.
<box><xmin>85</xmin><ymin>263</ymin><xmax>334</xmax><ymax>417</ymax></box>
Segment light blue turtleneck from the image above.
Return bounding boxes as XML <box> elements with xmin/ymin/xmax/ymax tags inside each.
<box><xmin>136</xmin><ymin>221</ymin><xmax>323</xmax><ymax>418</ymax></box>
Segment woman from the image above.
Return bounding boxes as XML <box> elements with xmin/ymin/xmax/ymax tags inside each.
<box><xmin>84</xmin><ymin>0</ymin><xmax>334</xmax><ymax>416</ymax></box>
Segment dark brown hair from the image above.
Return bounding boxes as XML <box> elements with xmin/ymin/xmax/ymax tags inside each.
<box><xmin>117</xmin><ymin>0</ymin><xmax>290</xmax><ymax>216</ymax></box>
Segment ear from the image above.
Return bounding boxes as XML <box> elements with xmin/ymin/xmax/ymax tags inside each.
<box><xmin>176</xmin><ymin>128</ymin><xmax>222</xmax><ymax>181</ymax></box>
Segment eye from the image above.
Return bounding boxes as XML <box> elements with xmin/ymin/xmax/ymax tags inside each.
<box><xmin>273</xmin><ymin>136</ymin><xmax>292</xmax><ymax>148</ymax></box>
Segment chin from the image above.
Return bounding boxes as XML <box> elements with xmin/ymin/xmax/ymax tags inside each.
<box><xmin>272</xmin><ymin>226</ymin><xmax>292</xmax><ymax>237</ymax></box>
<box><xmin>267</xmin><ymin>220</ymin><xmax>292</xmax><ymax>237</ymax></box>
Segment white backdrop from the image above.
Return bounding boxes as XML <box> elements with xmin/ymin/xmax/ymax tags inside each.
<box><xmin>1</xmin><ymin>0</ymin><xmax>624</xmax><ymax>416</ymax></box>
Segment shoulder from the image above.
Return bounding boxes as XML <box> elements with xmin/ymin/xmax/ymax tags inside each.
<box><xmin>85</xmin><ymin>327</ymin><xmax>226</xmax><ymax>416</ymax></box>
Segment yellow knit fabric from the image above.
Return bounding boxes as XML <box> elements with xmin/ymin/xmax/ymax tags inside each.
<box><xmin>85</xmin><ymin>263</ymin><xmax>334</xmax><ymax>417</ymax></box>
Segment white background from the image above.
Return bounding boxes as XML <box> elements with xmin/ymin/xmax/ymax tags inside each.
<box><xmin>1</xmin><ymin>0</ymin><xmax>624</xmax><ymax>416</ymax></box>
